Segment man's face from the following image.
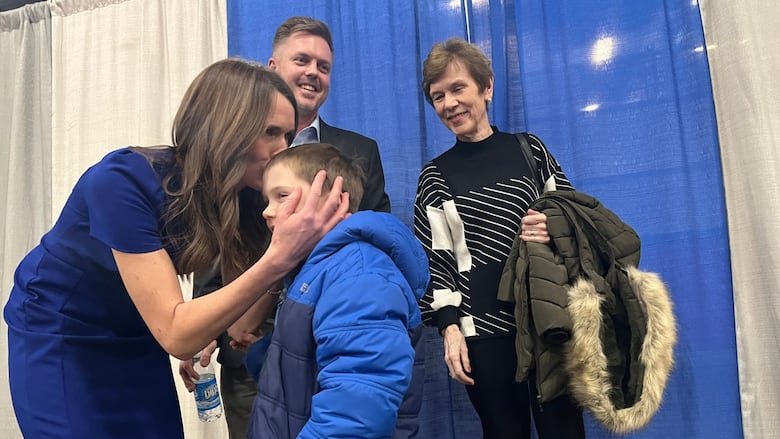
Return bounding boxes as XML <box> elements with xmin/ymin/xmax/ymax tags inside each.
<box><xmin>269</xmin><ymin>31</ymin><xmax>333</xmax><ymax>123</ymax></box>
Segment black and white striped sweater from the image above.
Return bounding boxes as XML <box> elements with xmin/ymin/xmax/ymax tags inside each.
<box><xmin>414</xmin><ymin>128</ymin><xmax>573</xmax><ymax>339</ymax></box>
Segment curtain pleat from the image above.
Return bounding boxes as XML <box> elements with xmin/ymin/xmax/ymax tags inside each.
<box><xmin>49</xmin><ymin>0</ymin><xmax>227</xmax><ymax>215</ymax></box>
<box><xmin>0</xmin><ymin>1</ymin><xmax>228</xmax><ymax>438</ymax></box>
<box><xmin>499</xmin><ymin>2</ymin><xmax>739</xmax><ymax>436</ymax></box>
<box><xmin>0</xmin><ymin>4</ymin><xmax>53</xmax><ymax>438</ymax></box>
<box><xmin>700</xmin><ymin>2</ymin><xmax>780</xmax><ymax>438</ymax></box>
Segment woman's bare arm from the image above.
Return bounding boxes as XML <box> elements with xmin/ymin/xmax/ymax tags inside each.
<box><xmin>114</xmin><ymin>171</ymin><xmax>349</xmax><ymax>360</ymax></box>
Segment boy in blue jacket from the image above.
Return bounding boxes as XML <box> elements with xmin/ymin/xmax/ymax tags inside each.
<box><xmin>243</xmin><ymin>143</ymin><xmax>428</xmax><ymax>439</ymax></box>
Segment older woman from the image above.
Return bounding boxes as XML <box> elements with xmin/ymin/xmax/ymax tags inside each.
<box><xmin>414</xmin><ymin>38</ymin><xmax>585</xmax><ymax>438</ymax></box>
<box><xmin>4</xmin><ymin>58</ymin><xmax>349</xmax><ymax>438</ymax></box>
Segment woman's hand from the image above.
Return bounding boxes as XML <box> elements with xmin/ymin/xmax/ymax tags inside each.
<box><xmin>264</xmin><ymin>170</ymin><xmax>350</xmax><ymax>272</ymax></box>
<box><xmin>519</xmin><ymin>208</ymin><xmax>550</xmax><ymax>243</ymax></box>
<box><xmin>115</xmin><ymin>173</ymin><xmax>348</xmax><ymax>361</ymax></box>
<box><xmin>442</xmin><ymin>324</ymin><xmax>475</xmax><ymax>385</ymax></box>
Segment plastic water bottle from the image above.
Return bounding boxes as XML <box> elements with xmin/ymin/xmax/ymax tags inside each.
<box><xmin>192</xmin><ymin>353</ymin><xmax>223</xmax><ymax>422</ymax></box>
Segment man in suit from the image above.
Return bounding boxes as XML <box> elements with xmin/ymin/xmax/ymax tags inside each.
<box><xmin>178</xmin><ymin>16</ymin><xmax>391</xmax><ymax>439</ymax></box>
<box><xmin>269</xmin><ymin>16</ymin><xmax>391</xmax><ymax>212</ymax></box>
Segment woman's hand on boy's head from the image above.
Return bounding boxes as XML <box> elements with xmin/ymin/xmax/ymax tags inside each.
<box><xmin>311</xmin><ymin>171</ymin><xmax>351</xmax><ymax>231</ymax></box>
<box><xmin>266</xmin><ymin>170</ymin><xmax>350</xmax><ymax>271</ymax></box>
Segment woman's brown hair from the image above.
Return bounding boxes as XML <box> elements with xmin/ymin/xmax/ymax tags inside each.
<box><xmin>161</xmin><ymin>58</ymin><xmax>298</xmax><ymax>279</ymax></box>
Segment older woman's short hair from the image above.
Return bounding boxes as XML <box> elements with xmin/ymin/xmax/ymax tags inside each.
<box><xmin>422</xmin><ymin>37</ymin><xmax>494</xmax><ymax>106</ymax></box>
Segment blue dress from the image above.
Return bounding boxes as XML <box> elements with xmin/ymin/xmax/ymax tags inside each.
<box><xmin>4</xmin><ymin>148</ymin><xmax>184</xmax><ymax>438</ymax></box>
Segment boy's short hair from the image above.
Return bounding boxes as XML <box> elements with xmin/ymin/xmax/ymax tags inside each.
<box><xmin>266</xmin><ymin>143</ymin><xmax>365</xmax><ymax>213</ymax></box>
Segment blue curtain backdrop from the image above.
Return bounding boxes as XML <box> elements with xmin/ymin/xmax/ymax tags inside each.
<box><xmin>227</xmin><ymin>1</ymin><xmax>740</xmax><ymax>438</ymax></box>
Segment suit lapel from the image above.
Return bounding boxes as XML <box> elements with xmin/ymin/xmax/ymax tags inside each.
<box><xmin>319</xmin><ymin>119</ymin><xmax>341</xmax><ymax>143</ymax></box>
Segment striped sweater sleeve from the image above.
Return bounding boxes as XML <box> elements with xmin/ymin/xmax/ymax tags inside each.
<box><xmin>413</xmin><ymin>162</ymin><xmax>462</xmax><ymax>333</ymax></box>
<box><xmin>526</xmin><ymin>132</ymin><xmax>574</xmax><ymax>191</ymax></box>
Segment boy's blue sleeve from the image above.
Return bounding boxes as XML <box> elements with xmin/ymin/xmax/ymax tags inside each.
<box><xmin>299</xmin><ymin>273</ymin><xmax>414</xmax><ymax>438</ymax></box>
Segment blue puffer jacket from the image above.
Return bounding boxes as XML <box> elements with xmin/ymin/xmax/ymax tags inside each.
<box><xmin>248</xmin><ymin>211</ymin><xmax>430</xmax><ymax>439</ymax></box>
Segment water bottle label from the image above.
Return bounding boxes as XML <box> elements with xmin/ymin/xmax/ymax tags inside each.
<box><xmin>194</xmin><ymin>374</ymin><xmax>221</xmax><ymax>411</ymax></box>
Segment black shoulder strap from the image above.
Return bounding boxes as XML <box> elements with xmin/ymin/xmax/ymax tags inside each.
<box><xmin>515</xmin><ymin>132</ymin><xmax>544</xmax><ymax>191</ymax></box>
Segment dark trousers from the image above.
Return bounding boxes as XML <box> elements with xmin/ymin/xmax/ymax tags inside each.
<box><xmin>464</xmin><ymin>336</ymin><xmax>585</xmax><ymax>439</ymax></box>
<box><xmin>220</xmin><ymin>363</ymin><xmax>257</xmax><ymax>439</ymax></box>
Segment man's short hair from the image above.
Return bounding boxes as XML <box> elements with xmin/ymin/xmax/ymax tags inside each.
<box><xmin>272</xmin><ymin>16</ymin><xmax>334</xmax><ymax>53</ymax></box>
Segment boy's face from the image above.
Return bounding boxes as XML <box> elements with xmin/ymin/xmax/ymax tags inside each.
<box><xmin>262</xmin><ymin>163</ymin><xmax>320</xmax><ymax>232</ymax></box>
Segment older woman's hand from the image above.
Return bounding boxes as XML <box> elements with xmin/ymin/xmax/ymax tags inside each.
<box><xmin>442</xmin><ymin>324</ymin><xmax>475</xmax><ymax>385</ymax></box>
<box><xmin>519</xmin><ymin>208</ymin><xmax>550</xmax><ymax>243</ymax></box>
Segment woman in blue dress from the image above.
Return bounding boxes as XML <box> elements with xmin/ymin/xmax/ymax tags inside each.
<box><xmin>3</xmin><ymin>58</ymin><xmax>350</xmax><ymax>439</ymax></box>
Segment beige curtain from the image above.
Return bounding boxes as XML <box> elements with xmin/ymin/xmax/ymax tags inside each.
<box><xmin>0</xmin><ymin>4</ymin><xmax>53</xmax><ymax>438</ymax></box>
<box><xmin>49</xmin><ymin>0</ymin><xmax>227</xmax><ymax>215</ymax></box>
<box><xmin>0</xmin><ymin>0</ymin><xmax>227</xmax><ymax>437</ymax></box>
<box><xmin>699</xmin><ymin>1</ymin><xmax>780</xmax><ymax>438</ymax></box>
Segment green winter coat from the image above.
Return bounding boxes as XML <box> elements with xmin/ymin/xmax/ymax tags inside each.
<box><xmin>498</xmin><ymin>191</ymin><xmax>676</xmax><ymax>433</ymax></box>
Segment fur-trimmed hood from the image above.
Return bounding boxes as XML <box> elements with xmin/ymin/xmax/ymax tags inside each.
<box><xmin>499</xmin><ymin>190</ymin><xmax>678</xmax><ymax>433</ymax></box>
<box><xmin>566</xmin><ymin>267</ymin><xmax>677</xmax><ymax>433</ymax></box>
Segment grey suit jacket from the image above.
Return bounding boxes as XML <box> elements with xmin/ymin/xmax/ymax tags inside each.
<box><xmin>319</xmin><ymin>119</ymin><xmax>391</xmax><ymax>212</ymax></box>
